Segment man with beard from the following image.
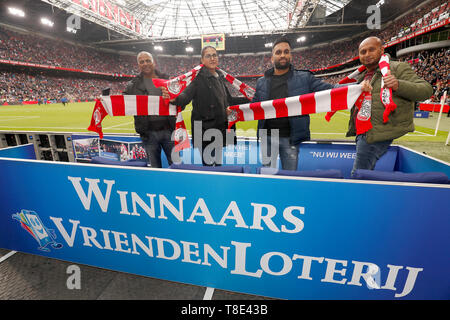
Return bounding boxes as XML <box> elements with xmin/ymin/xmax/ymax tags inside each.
<box><xmin>253</xmin><ymin>37</ymin><xmax>337</xmax><ymax>170</ymax></box>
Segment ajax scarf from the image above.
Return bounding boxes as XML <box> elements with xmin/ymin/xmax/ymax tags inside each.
<box><xmin>325</xmin><ymin>54</ymin><xmax>398</xmax><ymax>134</ymax></box>
<box><xmin>88</xmin><ymin>63</ymin><xmax>373</xmax><ymax>148</ymax></box>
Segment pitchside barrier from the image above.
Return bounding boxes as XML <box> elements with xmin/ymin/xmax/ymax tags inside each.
<box><xmin>0</xmin><ymin>133</ymin><xmax>449</xmax><ymax>300</ymax></box>
<box><xmin>0</xmin><ymin>131</ymin><xmax>75</xmax><ymax>162</ymax></box>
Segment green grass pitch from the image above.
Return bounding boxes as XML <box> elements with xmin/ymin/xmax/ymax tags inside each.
<box><xmin>0</xmin><ymin>101</ymin><xmax>449</xmax><ymax>162</ymax></box>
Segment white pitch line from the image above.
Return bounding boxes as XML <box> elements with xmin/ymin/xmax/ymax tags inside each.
<box><xmin>0</xmin><ymin>115</ymin><xmax>38</xmax><ymax>118</ymax></box>
<box><xmin>203</xmin><ymin>287</ymin><xmax>215</xmax><ymax>300</ymax></box>
<box><xmin>0</xmin><ymin>250</ymin><xmax>16</xmax><ymax>263</ymax></box>
<box><xmin>412</xmin><ymin>130</ymin><xmax>434</xmax><ymax>136</ymax></box>
<box><xmin>104</xmin><ymin>121</ymin><xmax>134</xmax><ymax>129</ymax></box>
<box><xmin>0</xmin><ymin>116</ymin><xmax>40</xmax><ymax>122</ymax></box>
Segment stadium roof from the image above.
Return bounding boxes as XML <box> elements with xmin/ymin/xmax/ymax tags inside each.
<box><xmin>125</xmin><ymin>0</ymin><xmax>353</xmax><ymax>39</ymax></box>
<box><xmin>0</xmin><ymin>0</ymin><xmax>432</xmax><ymax>55</ymax></box>
<box><xmin>38</xmin><ymin>0</ymin><xmax>353</xmax><ymax>40</ymax></box>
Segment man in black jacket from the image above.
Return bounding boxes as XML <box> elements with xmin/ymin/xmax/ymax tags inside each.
<box><xmin>123</xmin><ymin>51</ymin><xmax>175</xmax><ymax>168</ymax></box>
<box><xmin>172</xmin><ymin>46</ymin><xmax>247</xmax><ymax>166</ymax></box>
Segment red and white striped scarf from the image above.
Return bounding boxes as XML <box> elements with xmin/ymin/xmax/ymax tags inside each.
<box><xmin>87</xmin><ymin>65</ymin><xmax>255</xmax><ymax>151</ymax></box>
<box><xmin>87</xmin><ymin>96</ymin><xmax>189</xmax><ymax>151</ymax></box>
<box><xmin>218</xmin><ymin>69</ymin><xmax>255</xmax><ymax>101</ymax></box>
<box><xmin>87</xmin><ymin>63</ymin><xmax>375</xmax><ymax>149</ymax></box>
<box><xmin>152</xmin><ymin>64</ymin><xmax>203</xmax><ymax>100</ymax></box>
<box><xmin>227</xmin><ymin>85</ymin><xmax>363</xmax><ymax>128</ymax></box>
<box><xmin>325</xmin><ymin>54</ymin><xmax>397</xmax><ymax>126</ymax></box>
<box><xmin>88</xmin><ymin>65</ymin><xmax>204</xmax><ymax>151</ymax></box>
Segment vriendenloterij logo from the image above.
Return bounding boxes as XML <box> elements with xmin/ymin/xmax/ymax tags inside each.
<box><xmin>12</xmin><ymin>210</ymin><xmax>62</xmax><ymax>252</ymax></box>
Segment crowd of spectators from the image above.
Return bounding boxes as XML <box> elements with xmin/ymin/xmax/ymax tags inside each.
<box><xmin>0</xmin><ymin>27</ymin><xmax>135</xmax><ymax>75</ymax></box>
<box><xmin>0</xmin><ymin>71</ymin><xmax>127</xmax><ymax>104</ymax></box>
<box><xmin>150</xmin><ymin>38</ymin><xmax>363</xmax><ymax>77</ymax></box>
<box><xmin>1</xmin><ymin>0</ymin><xmax>447</xmax><ymax>78</ymax></box>
<box><xmin>400</xmin><ymin>47</ymin><xmax>449</xmax><ymax>85</ymax></box>
<box><xmin>0</xmin><ymin>0</ymin><xmax>448</xmax><ymax>104</ymax></box>
<box><xmin>399</xmin><ymin>47</ymin><xmax>450</xmax><ymax>102</ymax></box>
<box><xmin>378</xmin><ymin>0</ymin><xmax>449</xmax><ymax>44</ymax></box>
<box><xmin>1</xmin><ymin>42</ymin><xmax>446</xmax><ymax>104</ymax></box>
<box><xmin>318</xmin><ymin>72</ymin><xmax>353</xmax><ymax>85</ymax></box>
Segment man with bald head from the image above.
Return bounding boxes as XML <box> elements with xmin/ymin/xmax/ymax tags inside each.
<box><xmin>346</xmin><ymin>37</ymin><xmax>433</xmax><ymax>176</ymax></box>
<box><xmin>123</xmin><ymin>51</ymin><xmax>175</xmax><ymax>167</ymax></box>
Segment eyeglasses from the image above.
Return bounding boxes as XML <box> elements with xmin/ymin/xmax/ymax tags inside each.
<box><xmin>204</xmin><ymin>53</ymin><xmax>218</xmax><ymax>59</ymax></box>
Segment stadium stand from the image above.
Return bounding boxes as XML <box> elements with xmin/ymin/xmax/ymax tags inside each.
<box><xmin>0</xmin><ymin>70</ymin><xmax>127</xmax><ymax>104</ymax></box>
<box><xmin>0</xmin><ymin>0</ymin><xmax>448</xmax><ymax>104</ymax></box>
<box><xmin>0</xmin><ymin>26</ymin><xmax>135</xmax><ymax>74</ymax></box>
<box><xmin>400</xmin><ymin>48</ymin><xmax>449</xmax><ymax>82</ymax></box>
<box><xmin>1</xmin><ymin>0</ymin><xmax>449</xmax><ymax>305</ymax></box>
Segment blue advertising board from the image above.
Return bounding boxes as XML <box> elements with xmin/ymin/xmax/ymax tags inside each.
<box><xmin>71</xmin><ymin>134</ymin><xmax>397</xmax><ymax>178</ymax></box>
<box><xmin>298</xmin><ymin>142</ymin><xmax>398</xmax><ymax>178</ymax></box>
<box><xmin>0</xmin><ymin>143</ymin><xmax>36</xmax><ymax>160</ymax></box>
<box><xmin>0</xmin><ymin>157</ymin><xmax>449</xmax><ymax>299</ymax></box>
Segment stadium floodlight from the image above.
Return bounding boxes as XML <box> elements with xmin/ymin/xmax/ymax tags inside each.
<box><xmin>154</xmin><ymin>45</ymin><xmax>163</xmax><ymax>51</ymax></box>
<box><xmin>264</xmin><ymin>42</ymin><xmax>273</xmax><ymax>48</ymax></box>
<box><xmin>67</xmin><ymin>27</ymin><xmax>77</xmax><ymax>34</ymax></box>
<box><xmin>8</xmin><ymin>7</ymin><xmax>25</xmax><ymax>18</ymax></box>
<box><xmin>297</xmin><ymin>36</ymin><xmax>306</xmax><ymax>42</ymax></box>
<box><xmin>41</xmin><ymin>18</ymin><xmax>54</xmax><ymax>27</ymax></box>
<box><xmin>185</xmin><ymin>46</ymin><xmax>194</xmax><ymax>52</ymax></box>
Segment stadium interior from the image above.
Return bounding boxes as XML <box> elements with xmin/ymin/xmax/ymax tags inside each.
<box><xmin>0</xmin><ymin>0</ymin><xmax>449</xmax><ymax>301</ymax></box>
<box><xmin>0</xmin><ymin>0</ymin><xmax>448</xmax><ymax>104</ymax></box>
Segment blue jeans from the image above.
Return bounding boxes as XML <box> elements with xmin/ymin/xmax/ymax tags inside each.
<box><xmin>261</xmin><ymin>135</ymin><xmax>299</xmax><ymax>171</ymax></box>
<box><xmin>141</xmin><ymin>129</ymin><xmax>174</xmax><ymax>168</ymax></box>
<box><xmin>351</xmin><ymin>134</ymin><xmax>392</xmax><ymax>177</ymax></box>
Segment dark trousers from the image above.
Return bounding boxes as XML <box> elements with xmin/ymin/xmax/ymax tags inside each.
<box><xmin>141</xmin><ymin>129</ymin><xmax>174</xmax><ymax>168</ymax></box>
<box><xmin>351</xmin><ymin>134</ymin><xmax>392</xmax><ymax>177</ymax></box>
<box><xmin>261</xmin><ymin>135</ymin><xmax>300</xmax><ymax>171</ymax></box>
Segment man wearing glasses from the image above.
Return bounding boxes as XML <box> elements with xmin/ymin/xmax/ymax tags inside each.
<box><xmin>172</xmin><ymin>46</ymin><xmax>247</xmax><ymax>166</ymax></box>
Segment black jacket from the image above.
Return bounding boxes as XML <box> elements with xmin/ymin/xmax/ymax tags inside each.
<box><xmin>174</xmin><ymin>67</ymin><xmax>247</xmax><ymax>125</ymax></box>
<box><xmin>123</xmin><ymin>71</ymin><xmax>175</xmax><ymax>136</ymax></box>
<box><xmin>173</xmin><ymin>66</ymin><xmax>248</xmax><ymax>146</ymax></box>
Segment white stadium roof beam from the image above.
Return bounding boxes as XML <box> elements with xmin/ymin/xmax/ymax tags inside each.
<box><xmin>41</xmin><ymin>0</ymin><xmax>144</xmax><ymax>39</ymax></box>
<box><xmin>41</xmin><ymin>0</ymin><xmax>355</xmax><ymax>41</ymax></box>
